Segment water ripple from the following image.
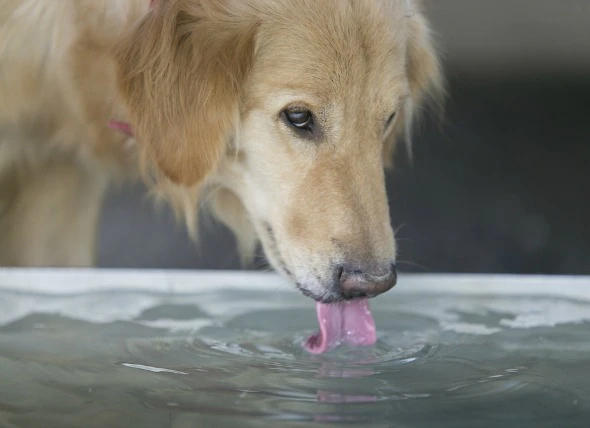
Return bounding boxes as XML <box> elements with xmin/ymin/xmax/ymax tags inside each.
<box><xmin>0</xmin><ymin>292</ymin><xmax>588</xmax><ymax>427</ymax></box>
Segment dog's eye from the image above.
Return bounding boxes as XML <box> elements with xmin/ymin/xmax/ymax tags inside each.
<box><xmin>283</xmin><ymin>108</ymin><xmax>314</xmax><ymax>131</ymax></box>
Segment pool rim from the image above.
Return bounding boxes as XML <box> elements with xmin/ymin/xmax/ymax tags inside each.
<box><xmin>0</xmin><ymin>268</ymin><xmax>588</xmax><ymax>300</ymax></box>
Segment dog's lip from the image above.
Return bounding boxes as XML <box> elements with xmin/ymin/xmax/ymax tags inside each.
<box><xmin>295</xmin><ymin>282</ymin><xmax>379</xmax><ymax>303</ymax></box>
<box><xmin>295</xmin><ymin>282</ymin><xmax>377</xmax><ymax>304</ymax></box>
<box><xmin>295</xmin><ymin>282</ymin><xmax>341</xmax><ymax>303</ymax></box>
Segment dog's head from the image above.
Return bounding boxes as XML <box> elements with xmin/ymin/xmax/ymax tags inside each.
<box><xmin>114</xmin><ymin>0</ymin><xmax>443</xmax><ymax>302</ymax></box>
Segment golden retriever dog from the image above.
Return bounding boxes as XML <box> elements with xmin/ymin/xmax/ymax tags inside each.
<box><xmin>0</xmin><ymin>0</ymin><xmax>442</xmax><ymax>309</ymax></box>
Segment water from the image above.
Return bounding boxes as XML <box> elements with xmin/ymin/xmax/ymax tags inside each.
<box><xmin>0</xmin><ymin>274</ymin><xmax>589</xmax><ymax>427</ymax></box>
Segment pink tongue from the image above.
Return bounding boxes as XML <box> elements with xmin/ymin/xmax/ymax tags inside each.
<box><xmin>304</xmin><ymin>298</ymin><xmax>376</xmax><ymax>354</ymax></box>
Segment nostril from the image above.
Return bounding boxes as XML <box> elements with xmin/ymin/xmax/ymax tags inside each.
<box><xmin>339</xmin><ymin>263</ymin><xmax>397</xmax><ymax>299</ymax></box>
<box><xmin>390</xmin><ymin>263</ymin><xmax>398</xmax><ymax>286</ymax></box>
<box><xmin>334</xmin><ymin>264</ymin><xmax>345</xmax><ymax>284</ymax></box>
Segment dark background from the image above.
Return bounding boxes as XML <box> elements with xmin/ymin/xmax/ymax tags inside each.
<box><xmin>97</xmin><ymin>1</ymin><xmax>590</xmax><ymax>275</ymax></box>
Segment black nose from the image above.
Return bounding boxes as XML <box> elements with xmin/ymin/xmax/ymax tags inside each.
<box><xmin>338</xmin><ymin>263</ymin><xmax>397</xmax><ymax>299</ymax></box>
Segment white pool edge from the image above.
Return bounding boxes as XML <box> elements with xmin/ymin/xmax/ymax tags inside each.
<box><xmin>0</xmin><ymin>268</ymin><xmax>589</xmax><ymax>300</ymax></box>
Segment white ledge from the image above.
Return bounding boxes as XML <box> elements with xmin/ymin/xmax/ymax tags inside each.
<box><xmin>0</xmin><ymin>268</ymin><xmax>589</xmax><ymax>300</ymax></box>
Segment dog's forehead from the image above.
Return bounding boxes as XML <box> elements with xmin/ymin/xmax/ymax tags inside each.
<box><xmin>251</xmin><ymin>0</ymin><xmax>409</xmax><ymax>101</ymax></box>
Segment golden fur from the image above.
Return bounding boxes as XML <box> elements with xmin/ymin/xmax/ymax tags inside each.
<box><xmin>0</xmin><ymin>0</ymin><xmax>442</xmax><ymax>300</ymax></box>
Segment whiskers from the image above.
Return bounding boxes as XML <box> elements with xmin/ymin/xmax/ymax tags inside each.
<box><xmin>395</xmin><ymin>259</ymin><xmax>429</xmax><ymax>272</ymax></box>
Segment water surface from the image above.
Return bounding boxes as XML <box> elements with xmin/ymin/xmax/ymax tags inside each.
<box><xmin>0</xmin><ymin>277</ymin><xmax>589</xmax><ymax>427</ymax></box>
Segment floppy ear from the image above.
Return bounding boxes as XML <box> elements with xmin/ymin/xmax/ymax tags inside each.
<box><xmin>114</xmin><ymin>0</ymin><xmax>257</xmax><ymax>186</ymax></box>
<box><xmin>406</xmin><ymin>10</ymin><xmax>444</xmax><ymax>107</ymax></box>
<box><xmin>384</xmin><ymin>8</ymin><xmax>444</xmax><ymax>167</ymax></box>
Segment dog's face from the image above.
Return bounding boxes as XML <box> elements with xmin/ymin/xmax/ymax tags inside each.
<box><xmin>115</xmin><ymin>0</ymin><xmax>442</xmax><ymax>302</ymax></box>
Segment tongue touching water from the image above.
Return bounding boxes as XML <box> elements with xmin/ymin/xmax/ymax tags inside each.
<box><xmin>306</xmin><ymin>299</ymin><xmax>377</xmax><ymax>354</ymax></box>
<box><xmin>0</xmin><ymin>271</ymin><xmax>589</xmax><ymax>427</ymax></box>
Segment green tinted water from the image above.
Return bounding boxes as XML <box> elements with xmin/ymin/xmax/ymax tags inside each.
<box><xmin>0</xmin><ymin>282</ymin><xmax>589</xmax><ymax>427</ymax></box>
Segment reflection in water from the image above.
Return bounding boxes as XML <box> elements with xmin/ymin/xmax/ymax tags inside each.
<box><xmin>317</xmin><ymin>362</ymin><xmax>377</xmax><ymax>399</ymax></box>
<box><xmin>315</xmin><ymin>363</ymin><xmax>377</xmax><ymax>423</ymax></box>
<box><xmin>0</xmin><ymin>289</ymin><xmax>588</xmax><ymax>427</ymax></box>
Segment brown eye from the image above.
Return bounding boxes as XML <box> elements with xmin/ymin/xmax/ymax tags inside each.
<box><xmin>284</xmin><ymin>109</ymin><xmax>313</xmax><ymax>131</ymax></box>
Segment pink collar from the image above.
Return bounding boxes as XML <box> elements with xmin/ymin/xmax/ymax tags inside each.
<box><xmin>108</xmin><ymin>119</ymin><xmax>134</xmax><ymax>137</ymax></box>
<box><xmin>108</xmin><ymin>0</ymin><xmax>158</xmax><ymax>138</ymax></box>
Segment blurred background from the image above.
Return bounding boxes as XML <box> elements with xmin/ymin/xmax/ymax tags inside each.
<box><xmin>98</xmin><ymin>0</ymin><xmax>590</xmax><ymax>275</ymax></box>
